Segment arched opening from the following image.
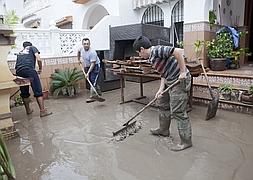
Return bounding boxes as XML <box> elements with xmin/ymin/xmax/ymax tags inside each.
<box><xmin>82</xmin><ymin>4</ymin><xmax>109</xmax><ymax>29</ymax></box>
<box><xmin>141</xmin><ymin>5</ymin><xmax>164</xmax><ymax>26</ymax></box>
<box><xmin>171</xmin><ymin>0</ymin><xmax>184</xmax><ymax>46</ymax></box>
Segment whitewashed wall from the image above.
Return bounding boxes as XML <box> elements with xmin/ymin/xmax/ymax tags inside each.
<box><xmin>185</xmin><ymin>0</ymin><xmax>245</xmax><ymax>26</ymax></box>
<box><xmin>8</xmin><ymin>28</ymin><xmax>90</xmax><ymax>60</ymax></box>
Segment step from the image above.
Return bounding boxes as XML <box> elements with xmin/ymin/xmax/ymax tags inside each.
<box><xmin>192</xmin><ymin>68</ymin><xmax>253</xmax><ymax>114</ymax></box>
<box><xmin>194</xmin><ymin>73</ymin><xmax>253</xmax><ymax>89</ymax></box>
<box><xmin>193</xmin><ymin>94</ymin><xmax>253</xmax><ymax>115</ymax></box>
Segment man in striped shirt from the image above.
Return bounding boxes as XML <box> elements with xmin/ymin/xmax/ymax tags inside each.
<box><xmin>133</xmin><ymin>36</ymin><xmax>192</xmax><ymax>151</ymax></box>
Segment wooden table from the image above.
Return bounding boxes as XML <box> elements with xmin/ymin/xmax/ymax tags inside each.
<box><xmin>112</xmin><ymin>70</ymin><xmax>201</xmax><ymax>111</ymax></box>
<box><xmin>115</xmin><ymin>71</ymin><xmax>160</xmax><ymax>104</ymax></box>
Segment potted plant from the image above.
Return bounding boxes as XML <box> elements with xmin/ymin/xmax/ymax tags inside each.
<box><xmin>240</xmin><ymin>85</ymin><xmax>253</xmax><ymax>104</ymax></box>
<box><xmin>227</xmin><ymin>31</ymin><xmax>251</xmax><ymax>69</ymax></box>
<box><xmin>206</xmin><ymin>31</ymin><xmax>234</xmax><ymax>71</ymax></box>
<box><xmin>218</xmin><ymin>83</ymin><xmax>234</xmax><ymax>100</ymax></box>
<box><xmin>50</xmin><ymin>68</ymin><xmax>84</xmax><ymax>97</ymax></box>
<box><xmin>209</xmin><ymin>10</ymin><xmax>217</xmax><ymax>28</ymax></box>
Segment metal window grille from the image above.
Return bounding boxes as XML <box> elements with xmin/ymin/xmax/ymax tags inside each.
<box><xmin>142</xmin><ymin>5</ymin><xmax>164</xmax><ymax>26</ymax></box>
<box><xmin>171</xmin><ymin>0</ymin><xmax>184</xmax><ymax>46</ymax></box>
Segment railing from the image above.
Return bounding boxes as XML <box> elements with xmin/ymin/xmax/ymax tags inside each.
<box><xmin>8</xmin><ymin>28</ymin><xmax>90</xmax><ymax>60</ymax></box>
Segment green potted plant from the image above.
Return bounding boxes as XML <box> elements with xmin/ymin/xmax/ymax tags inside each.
<box><xmin>50</xmin><ymin>68</ymin><xmax>84</xmax><ymax>97</ymax></box>
<box><xmin>218</xmin><ymin>83</ymin><xmax>234</xmax><ymax>100</ymax></box>
<box><xmin>227</xmin><ymin>31</ymin><xmax>251</xmax><ymax>69</ymax></box>
<box><xmin>206</xmin><ymin>31</ymin><xmax>234</xmax><ymax>71</ymax></box>
<box><xmin>240</xmin><ymin>85</ymin><xmax>253</xmax><ymax>104</ymax></box>
<box><xmin>209</xmin><ymin>10</ymin><xmax>217</xmax><ymax>28</ymax></box>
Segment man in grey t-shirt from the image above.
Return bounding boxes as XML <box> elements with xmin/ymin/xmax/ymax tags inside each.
<box><xmin>77</xmin><ymin>38</ymin><xmax>102</xmax><ymax>103</ymax></box>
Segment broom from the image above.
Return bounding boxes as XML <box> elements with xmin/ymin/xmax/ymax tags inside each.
<box><xmin>79</xmin><ymin>62</ymin><xmax>105</xmax><ymax>102</ymax></box>
<box><xmin>113</xmin><ymin>80</ymin><xmax>179</xmax><ymax>141</ymax></box>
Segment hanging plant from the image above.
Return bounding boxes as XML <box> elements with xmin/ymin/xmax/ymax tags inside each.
<box><xmin>209</xmin><ymin>10</ymin><xmax>217</xmax><ymax>28</ymax></box>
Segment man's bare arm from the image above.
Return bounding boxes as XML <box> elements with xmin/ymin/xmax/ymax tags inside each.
<box><xmin>35</xmin><ymin>52</ymin><xmax>42</xmax><ymax>73</ymax></box>
<box><xmin>172</xmin><ymin>48</ymin><xmax>187</xmax><ymax>79</ymax></box>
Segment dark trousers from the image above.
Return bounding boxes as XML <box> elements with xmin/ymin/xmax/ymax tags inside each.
<box><xmin>85</xmin><ymin>64</ymin><xmax>101</xmax><ymax>96</ymax></box>
<box><xmin>16</xmin><ymin>68</ymin><xmax>43</xmax><ymax>98</ymax></box>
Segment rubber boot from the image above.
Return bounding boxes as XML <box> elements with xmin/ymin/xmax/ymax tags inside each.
<box><xmin>150</xmin><ymin>114</ymin><xmax>171</xmax><ymax>137</ymax></box>
<box><xmin>22</xmin><ymin>98</ymin><xmax>33</xmax><ymax>115</ymax></box>
<box><xmin>170</xmin><ymin>130</ymin><xmax>192</xmax><ymax>152</ymax></box>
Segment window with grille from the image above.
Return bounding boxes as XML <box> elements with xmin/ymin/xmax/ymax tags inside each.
<box><xmin>142</xmin><ymin>5</ymin><xmax>164</xmax><ymax>26</ymax></box>
<box><xmin>171</xmin><ymin>0</ymin><xmax>184</xmax><ymax>47</ymax></box>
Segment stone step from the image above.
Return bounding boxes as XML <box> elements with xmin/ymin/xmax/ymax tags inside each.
<box><xmin>192</xmin><ymin>70</ymin><xmax>253</xmax><ymax>114</ymax></box>
<box><xmin>193</xmin><ymin>78</ymin><xmax>249</xmax><ymax>91</ymax></box>
<box><xmin>192</xmin><ymin>93</ymin><xmax>253</xmax><ymax>115</ymax></box>
<box><xmin>194</xmin><ymin>73</ymin><xmax>253</xmax><ymax>90</ymax></box>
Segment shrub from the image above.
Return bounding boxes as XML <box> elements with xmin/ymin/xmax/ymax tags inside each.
<box><xmin>50</xmin><ymin>68</ymin><xmax>84</xmax><ymax>97</ymax></box>
<box><xmin>218</xmin><ymin>83</ymin><xmax>234</xmax><ymax>93</ymax></box>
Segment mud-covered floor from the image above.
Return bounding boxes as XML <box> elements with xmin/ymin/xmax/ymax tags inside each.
<box><xmin>6</xmin><ymin>80</ymin><xmax>253</xmax><ymax>180</ymax></box>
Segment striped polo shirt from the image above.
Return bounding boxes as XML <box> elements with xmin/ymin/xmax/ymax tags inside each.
<box><xmin>149</xmin><ymin>45</ymin><xmax>188</xmax><ymax>81</ymax></box>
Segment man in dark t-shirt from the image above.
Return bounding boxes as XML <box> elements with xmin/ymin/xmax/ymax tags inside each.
<box><xmin>15</xmin><ymin>41</ymin><xmax>52</xmax><ymax>117</ymax></box>
<box><xmin>133</xmin><ymin>36</ymin><xmax>192</xmax><ymax>151</ymax></box>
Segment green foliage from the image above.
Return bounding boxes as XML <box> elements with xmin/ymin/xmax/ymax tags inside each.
<box><xmin>4</xmin><ymin>10</ymin><xmax>19</xmax><ymax>26</ymax></box>
<box><xmin>176</xmin><ymin>41</ymin><xmax>184</xmax><ymax>48</ymax></box>
<box><xmin>50</xmin><ymin>68</ymin><xmax>84</xmax><ymax>97</ymax></box>
<box><xmin>249</xmin><ymin>85</ymin><xmax>253</xmax><ymax>95</ymax></box>
<box><xmin>228</xmin><ymin>31</ymin><xmax>251</xmax><ymax>61</ymax></box>
<box><xmin>209</xmin><ymin>10</ymin><xmax>217</xmax><ymax>27</ymax></box>
<box><xmin>218</xmin><ymin>84</ymin><xmax>234</xmax><ymax>93</ymax></box>
<box><xmin>205</xmin><ymin>31</ymin><xmax>234</xmax><ymax>59</ymax></box>
<box><xmin>0</xmin><ymin>133</ymin><xmax>16</xmax><ymax>180</ymax></box>
<box><xmin>194</xmin><ymin>40</ymin><xmax>205</xmax><ymax>59</ymax></box>
<box><xmin>14</xmin><ymin>95</ymin><xmax>23</xmax><ymax>107</ymax></box>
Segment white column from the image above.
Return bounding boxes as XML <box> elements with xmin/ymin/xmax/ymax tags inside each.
<box><xmin>50</xmin><ymin>28</ymin><xmax>61</xmax><ymax>56</ymax></box>
<box><xmin>184</xmin><ymin>0</ymin><xmax>208</xmax><ymax>24</ymax></box>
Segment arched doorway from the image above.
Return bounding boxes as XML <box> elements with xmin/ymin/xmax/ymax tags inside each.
<box><xmin>141</xmin><ymin>5</ymin><xmax>164</xmax><ymax>26</ymax></box>
<box><xmin>82</xmin><ymin>4</ymin><xmax>109</xmax><ymax>30</ymax></box>
<box><xmin>171</xmin><ymin>0</ymin><xmax>183</xmax><ymax>47</ymax></box>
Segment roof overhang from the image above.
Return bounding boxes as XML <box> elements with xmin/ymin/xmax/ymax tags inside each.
<box><xmin>72</xmin><ymin>0</ymin><xmax>91</xmax><ymax>4</ymax></box>
<box><xmin>56</xmin><ymin>16</ymin><xmax>73</xmax><ymax>27</ymax></box>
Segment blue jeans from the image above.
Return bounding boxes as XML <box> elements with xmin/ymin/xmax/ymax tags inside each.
<box><xmin>85</xmin><ymin>64</ymin><xmax>101</xmax><ymax>97</ymax></box>
<box><xmin>16</xmin><ymin>68</ymin><xmax>43</xmax><ymax>98</ymax></box>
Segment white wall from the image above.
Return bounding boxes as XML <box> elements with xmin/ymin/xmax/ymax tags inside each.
<box><xmin>86</xmin><ymin>5</ymin><xmax>108</xmax><ymax>29</ymax></box>
<box><xmin>4</xmin><ymin>0</ymin><xmax>23</xmax><ymax>19</ymax></box>
<box><xmin>184</xmin><ymin>0</ymin><xmax>207</xmax><ymax>23</ymax></box>
<box><xmin>219</xmin><ymin>0</ymin><xmax>245</xmax><ymax>26</ymax></box>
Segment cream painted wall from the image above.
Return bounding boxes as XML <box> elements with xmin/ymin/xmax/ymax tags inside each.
<box><xmin>185</xmin><ymin>0</ymin><xmax>245</xmax><ymax>26</ymax></box>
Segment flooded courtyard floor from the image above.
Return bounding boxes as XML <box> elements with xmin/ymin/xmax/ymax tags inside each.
<box><xmin>6</xmin><ymin>80</ymin><xmax>253</xmax><ymax>180</ymax></box>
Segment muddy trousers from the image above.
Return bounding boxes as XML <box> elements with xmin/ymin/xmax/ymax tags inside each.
<box><xmin>157</xmin><ymin>77</ymin><xmax>192</xmax><ymax>144</ymax></box>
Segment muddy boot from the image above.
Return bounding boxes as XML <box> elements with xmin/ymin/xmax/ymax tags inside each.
<box><xmin>22</xmin><ymin>98</ymin><xmax>33</xmax><ymax>115</ymax></box>
<box><xmin>170</xmin><ymin>138</ymin><xmax>192</xmax><ymax>152</ymax></box>
<box><xmin>170</xmin><ymin>129</ymin><xmax>192</xmax><ymax>152</ymax></box>
<box><xmin>150</xmin><ymin>114</ymin><xmax>171</xmax><ymax>137</ymax></box>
